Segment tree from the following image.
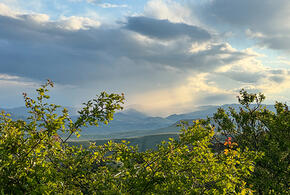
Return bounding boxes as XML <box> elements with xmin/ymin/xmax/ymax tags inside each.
<box><xmin>0</xmin><ymin>81</ymin><xmax>260</xmax><ymax>194</ymax></box>
<box><xmin>212</xmin><ymin>89</ymin><xmax>290</xmax><ymax>194</ymax></box>
<box><xmin>0</xmin><ymin>80</ymin><xmax>125</xmax><ymax>193</ymax></box>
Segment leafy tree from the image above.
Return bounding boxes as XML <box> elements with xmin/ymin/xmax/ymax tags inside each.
<box><xmin>0</xmin><ymin>80</ymin><xmax>124</xmax><ymax>193</ymax></box>
<box><xmin>0</xmin><ymin>81</ymin><xmax>260</xmax><ymax>194</ymax></box>
<box><xmin>212</xmin><ymin>89</ymin><xmax>290</xmax><ymax>194</ymax></box>
<box><xmin>118</xmin><ymin>121</ymin><xmax>259</xmax><ymax>194</ymax></box>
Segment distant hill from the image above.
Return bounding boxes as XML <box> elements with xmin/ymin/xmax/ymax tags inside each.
<box><xmin>166</xmin><ymin>104</ymin><xmax>276</xmax><ymax>122</ymax></box>
<box><xmin>78</xmin><ymin>108</ymin><xmax>174</xmax><ymax>135</ymax></box>
<box><xmin>1</xmin><ymin>104</ymin><xmax>276</xmax><ymax>139</ymax></box>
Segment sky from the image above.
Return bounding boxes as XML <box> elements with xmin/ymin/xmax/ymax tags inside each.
<box><xmin>0</xmin><ymin>0</ymin><xmax>290</xmax><ymax>116</ymax></box>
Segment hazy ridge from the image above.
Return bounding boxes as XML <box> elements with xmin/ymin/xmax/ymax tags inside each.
<box><xmin>1</xmin><ymin>104</ymin><xmax>276</xmax><ymax>151</ymax></box>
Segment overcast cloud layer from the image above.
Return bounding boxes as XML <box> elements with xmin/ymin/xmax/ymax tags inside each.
<box><xmin>0</xmin><ymin>0</ymin><xmax>289</xmax><ymax>116</ymax></box>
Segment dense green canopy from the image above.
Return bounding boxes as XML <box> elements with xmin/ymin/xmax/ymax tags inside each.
<box><xmin>0</xmin><ymin>81</ymin><xmax>288</xmax><ymax>194</ymax></box>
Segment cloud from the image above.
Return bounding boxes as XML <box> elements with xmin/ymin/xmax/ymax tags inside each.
<box><xmin>220</xmin><ymin>67</ymin><xmax>290</xmax><ymax>86</ymax></box>
<box><xmin>0</xmin><ymin>2</ymin><xmax>24</xmax><ymax>18</ymax></box>
<box><xmin>204</xmin><ymin>0</ymin><xmax>290</xmax><ymax>31</ymax></box>
<box><xmin>0</xmin><ymin>2</ymin><xmax>289</xmax><ymax>114</ymax></box>
<box><xmin>97</xmin><ymin>3</ymin><xmax>128</xmax><ymax>8</ymax></box>
<box><xmin>0</xmin><ymin>73</ymin><xmax>39</xmax><ymax>88</ymax></box>
<box><xmin>57</xmin><ymin>16</ymin><xmax>101</xmax><ymax>30</ymax></box>
<box><xmin>257</xmin><ymin>70</ymin><xmax>290</xmax><ymax>93</ymax></box>
<box><xmin>85</xmin><ymin>0</ymin><xmax>128</xmax><ymax>8</ymax></box>
<box><xmin>125</xmin><ymin>16</ymin><xmax>211</xmax><ymax>41</ymax></box>
<box><xmin>144</xmin><ymin>0</ymin><xmax>195</xmax><ymax>24</ymax></box>
<box><xmin>203</xmin><ymin>0</ymin><xmax>290</xmax><ymax>51</ymax></box>
<box><xmin>129</xmin><ymin>73</ymin><xmax>234</xmax><ymax>116</ymax></box>
<box><xmin>0</xmin><ymin>7</ymin><xmax>254</xmax><ymax>87</ymax></box>
<box><xmin>276</xmin><ymin>57</ymin><xmax>290</xmax><ymax>66</ymax></box>
<box><xmin>0</xmin><ymin>74</ymin><xmax>20</xmax><ymax>80</ymax></box>
<box><xmin>215</xmin><ymin>59</ymin><xmax>290</xmax><ymax>95</ymax></box>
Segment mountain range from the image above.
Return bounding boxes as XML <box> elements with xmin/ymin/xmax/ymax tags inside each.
<box><xmin>0</xmin><ymin>104</ymin><xmax>275</xmax><ymax>140</ymax></box>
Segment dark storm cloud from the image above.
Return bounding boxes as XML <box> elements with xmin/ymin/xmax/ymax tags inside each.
<box><xmin>125</xmin><ymin>16</ymin><xmax>211</xmax><ymax>41</ymax></box>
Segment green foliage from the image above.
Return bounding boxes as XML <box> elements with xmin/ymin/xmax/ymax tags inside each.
<box><xmin>213</xmin><ymin>89</ymin><xmax>290</xmax><ymax>194</ymax></box>
<box><xmin>0</xmin><ymin>82</ymin><xmax>261</xmax><ymax>194</ymax></box>
<box><xmin>0</xmin><ymin>80</ymin><xmax>124</xmax><ymax>193</ymax></box>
